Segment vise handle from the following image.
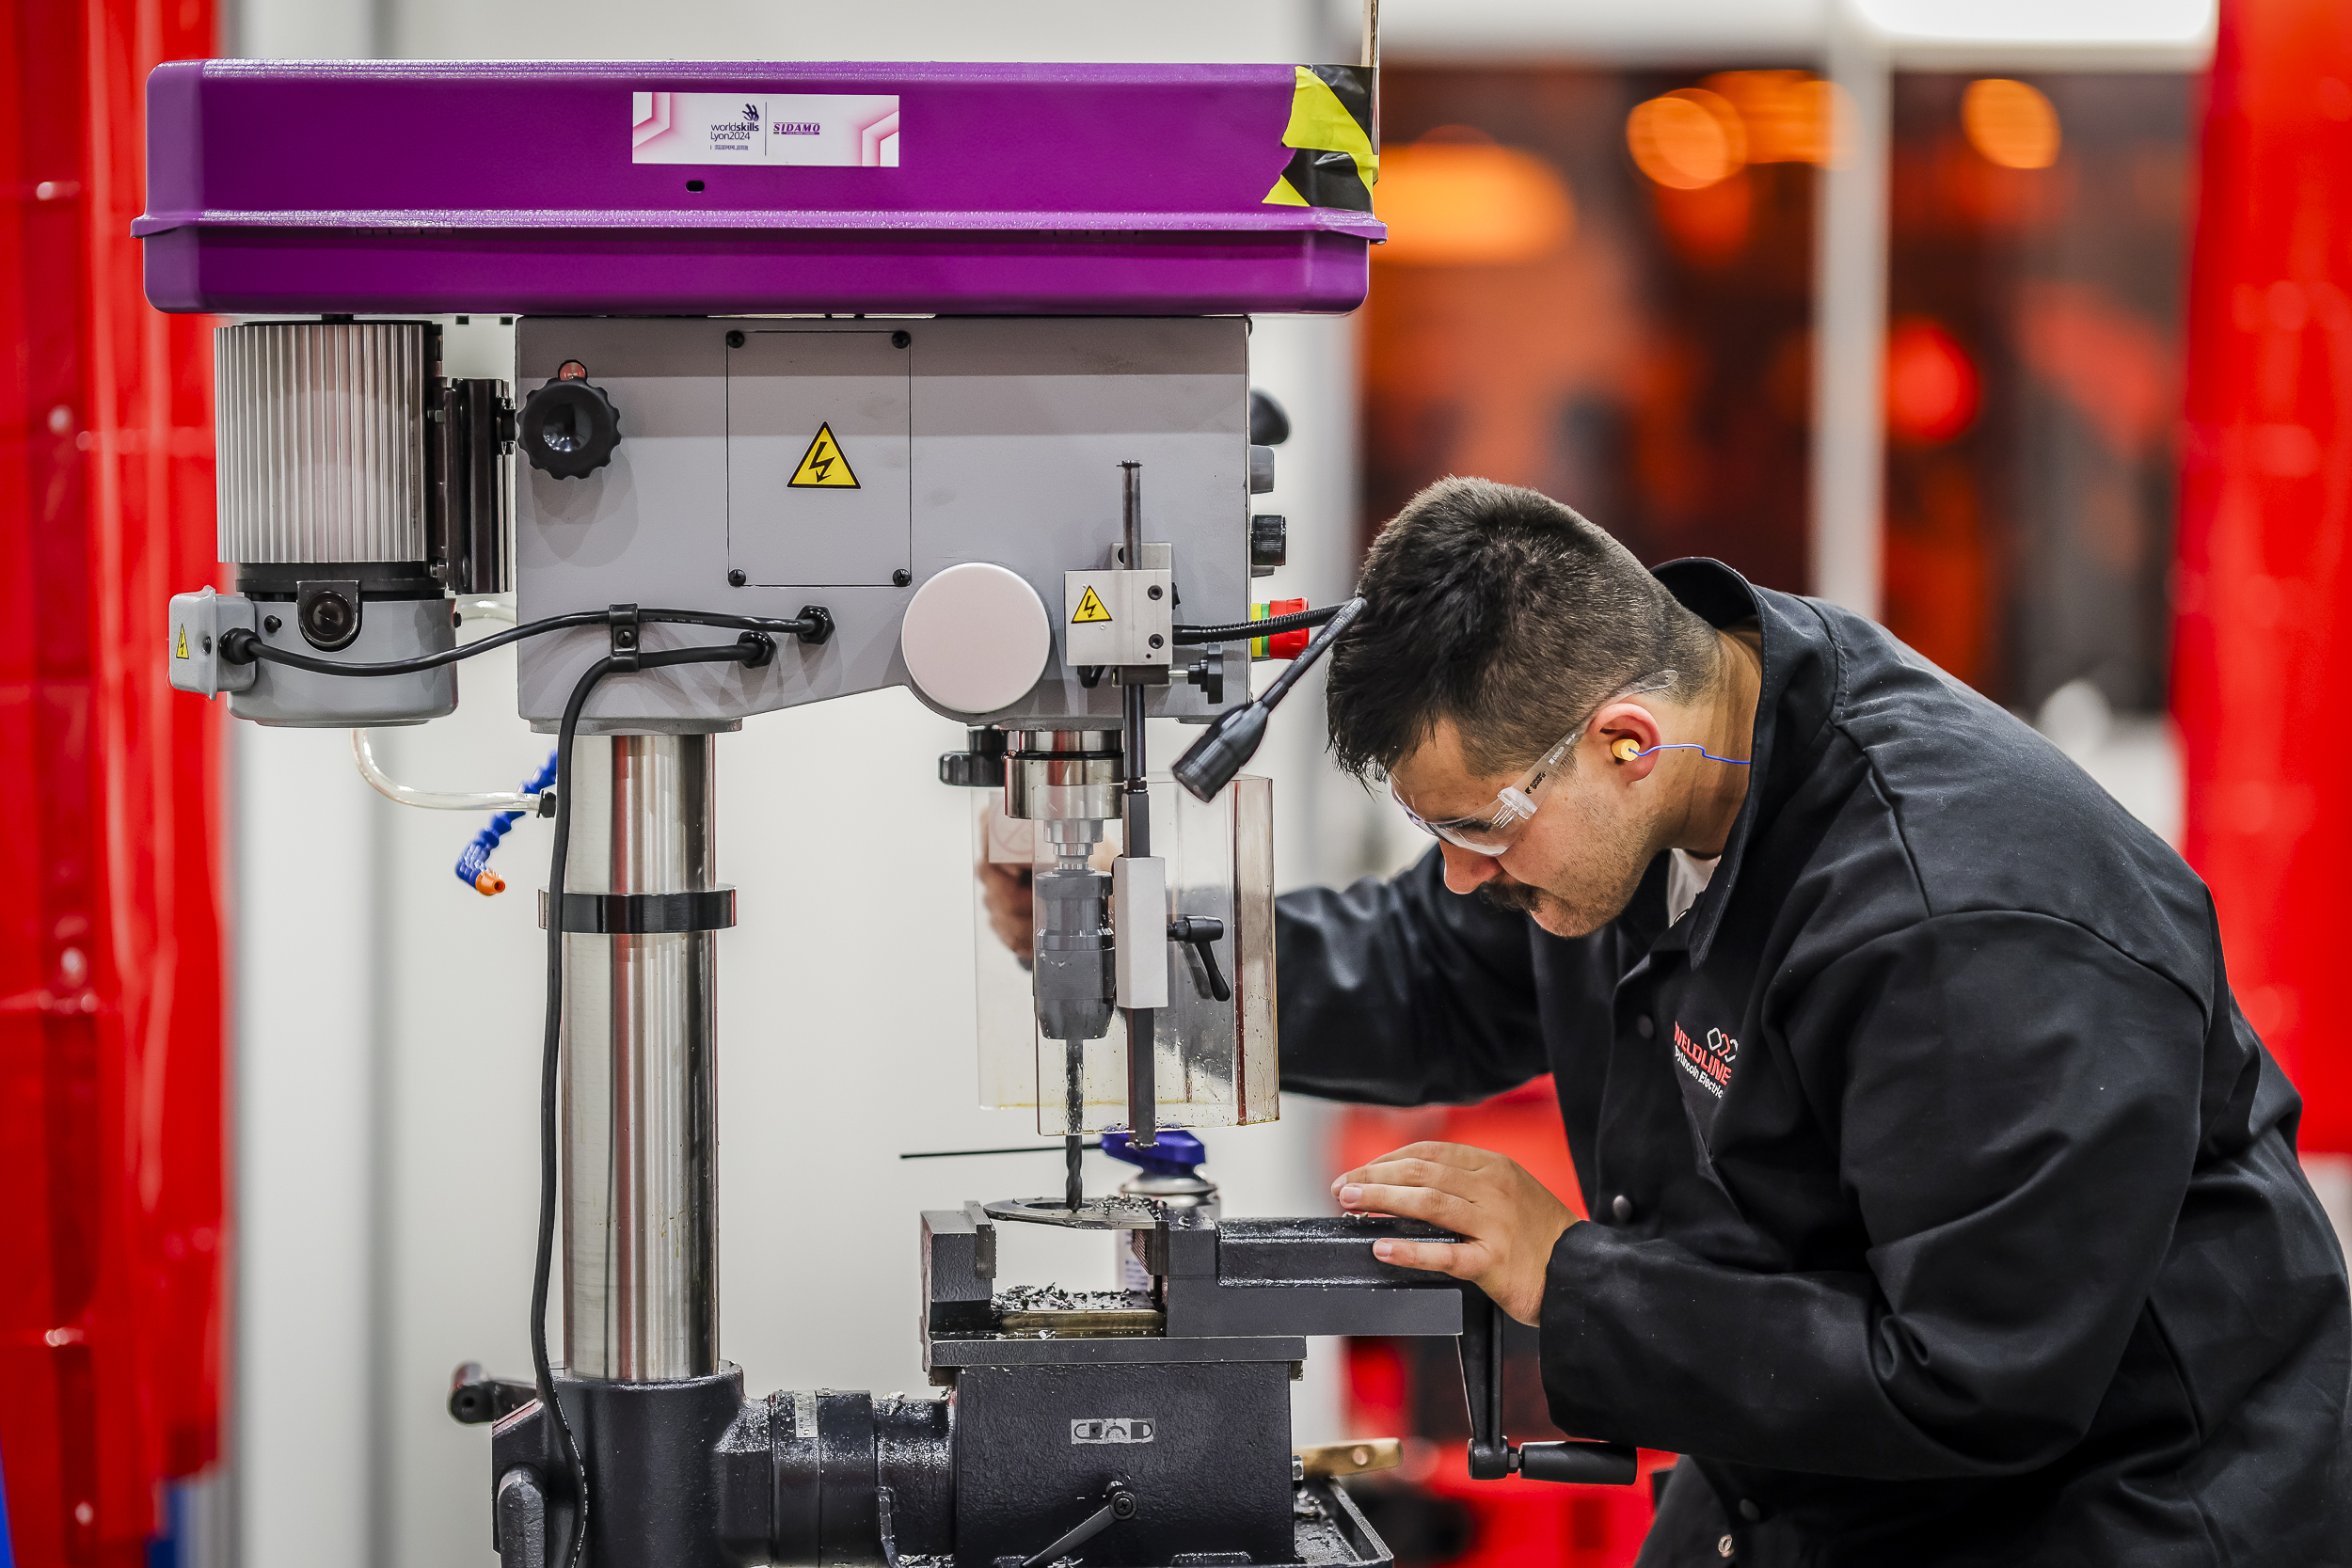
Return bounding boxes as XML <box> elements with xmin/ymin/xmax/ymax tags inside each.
<box><xmin>1457</xmin><ymin>1289</ymin><xmax>1637</xmax><ymax>1486</ymax></box>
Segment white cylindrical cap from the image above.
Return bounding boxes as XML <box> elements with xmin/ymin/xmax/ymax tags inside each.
<box><xmin>900</xmin><ymin>562</ymin><xmax>1052</xmax><ymax>716</ymax></box>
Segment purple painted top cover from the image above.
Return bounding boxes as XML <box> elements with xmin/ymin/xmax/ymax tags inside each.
<box><xmin>135</xmin><ymin>60</ymin><xmax>1383</xmax><ymax>317</ymax></box>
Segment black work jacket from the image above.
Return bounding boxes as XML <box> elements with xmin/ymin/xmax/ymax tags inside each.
<box><xmin>1276</xmin><ymin>561</ymin><xmax>2352</xmax><ymax>1565</ymax></box>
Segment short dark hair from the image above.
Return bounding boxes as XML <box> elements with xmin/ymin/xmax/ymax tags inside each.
<box><xmin>1325</xmin><ymin>477</ymin><xmax>1724</xmax><ymax>780</ymax></box>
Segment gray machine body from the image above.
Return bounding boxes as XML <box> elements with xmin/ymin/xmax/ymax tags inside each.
<box><xmin>512</xmin><ymin>316</ymin><xmax>1255</xmax><ymax>732</ymax></box>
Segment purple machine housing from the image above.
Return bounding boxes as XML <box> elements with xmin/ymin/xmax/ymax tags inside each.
<box><xmin>135</xmin><ymin>59</ymin><xmax>1383</xmax><ymax>316</ymax></box>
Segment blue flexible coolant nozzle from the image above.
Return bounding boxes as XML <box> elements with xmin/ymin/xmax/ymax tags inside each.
<box><xmin>453</xmin><ymin>751</ymin><xmax>558</xmax><ymax>895</ymax></box>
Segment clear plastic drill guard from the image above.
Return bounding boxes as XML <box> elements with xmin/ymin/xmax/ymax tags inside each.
<box><xmin>973</xmin><ymin>775</ymin><xmax>1278</xmax><ymax>1132</ymax></box>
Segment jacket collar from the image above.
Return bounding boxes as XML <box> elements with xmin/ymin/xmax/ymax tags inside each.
<box><xmin>1646</xmin><ymin>558</ymin><xmax>1829</xmax><ymax>966</ymax></box>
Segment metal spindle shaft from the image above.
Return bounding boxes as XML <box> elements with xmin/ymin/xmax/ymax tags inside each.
<box><xmin>561</xmin><ymin>733</ymin><xmax>720</xmax><ymax>1382</ymax></box>
<box><xmin>1064</xmin><ymin>1037</ymin><xmax>1086</xmax><ymax>1212</ymax></box>
<box><xmin>1119</xmin><ymin>461</ymin><xmax>1157</xmax><ymax>1147</ymax></box>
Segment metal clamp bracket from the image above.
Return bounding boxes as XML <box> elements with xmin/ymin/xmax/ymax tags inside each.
<box><xmin>608</xmin><ymin>602</ymin><xmax>641</xmax><ymax>670</ymax></box>
<box><xmin>537</xmin><ymin>888</ymin><xmax>738</xmax><ymax>933</ymax></box>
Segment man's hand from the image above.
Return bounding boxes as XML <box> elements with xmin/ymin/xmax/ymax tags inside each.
<box><xmin>977</xmin><ymin>858</ymin><xmax>1034</xmax><ymax>964</ymax></box>
<box><xmin>1333</xmin><ymin>1141</ymin><xmax>1576</xmax><ymax>1325</ymax></box>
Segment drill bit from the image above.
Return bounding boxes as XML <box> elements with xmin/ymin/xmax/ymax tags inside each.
<box><xmin>1064</xmin><ymin>1037</ymin><xmax>1085</xmax><ymax>1212</ymax></box>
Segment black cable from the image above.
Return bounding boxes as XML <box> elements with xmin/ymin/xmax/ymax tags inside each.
<box><xmin>1171</xmin><ymin>597</ymin><xmax>1366</xmax><ymax>802</ymax></box>
<box><xmin>220</xmin><ymin>606</ymin><xmax>823</xmax><ymax>677</ymax></box>
<box><xmin>535</xmin><ymin>638</ymin><xmax>766</xmax><ymax>1568</ymax></box>
<box><xmin>1170</xmin><ymin>602</ymin><xmax>1342</xmax><ymax>646</ymax></box>
<box><xmin>1255</xmin><ymin>596</ymin><xmax>1365</xmax><ymax>710</ymax></box>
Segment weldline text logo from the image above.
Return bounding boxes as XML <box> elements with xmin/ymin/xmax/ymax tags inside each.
<box><xmin>1673</xmin><ymin>1021</ymin><xmax>1738</xmax><ymax>1098</ymax></box>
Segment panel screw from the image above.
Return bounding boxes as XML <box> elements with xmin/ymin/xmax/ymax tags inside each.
<box><xmin>893</xmin><ymin>569</ymin><xmax>912</xmax><ymax>587</ymax></box>
<box><xmin>1148</xmin><ymin>634</ymin><xmax>1164</xmax><ymax>649</ymax></box>
<box><xmin>727</xmin><ymin>569</ymin><xmax>748</xmax><ymax>586</ymax></box>
<box><xmin>200</xmin><ymin>634</ymin><xmax>213</xmax><ymax>654</ymax></box>
<box><xmin>725</xmin><ymin>330</ymin><xmax>745</xmax><ymax>348</ymax></box>
<box><xmin>1147</xmin><ymin>584</ymin><xmax>1163</xmax><ymax>600</ymax></box>
<box><xmin>262</xmin><ymin>614</ymin><xmax>282</xmax><ymax>634</ymax></box>
<box><xmin>891</xmin><ymin>329</ymin><xmax>912</xmax><ymax>349</ymax></box>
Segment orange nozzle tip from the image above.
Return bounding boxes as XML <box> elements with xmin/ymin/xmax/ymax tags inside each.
<box><xmin>474</xmin><ymin>871</ymin><xmax>507</xmax><ymax>895</ymax></box>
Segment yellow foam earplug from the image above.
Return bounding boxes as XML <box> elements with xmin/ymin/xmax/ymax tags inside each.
<box><xmin>1612</xmin><ymin>737</ymin><xmax>1643</xmax><ymax>763</ymax></box>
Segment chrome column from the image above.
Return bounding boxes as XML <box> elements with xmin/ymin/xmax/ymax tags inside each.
<box><xmin>560</xmin><ymin>733</ymin><xmax>720</xmax><ymax>1381</ymax></box>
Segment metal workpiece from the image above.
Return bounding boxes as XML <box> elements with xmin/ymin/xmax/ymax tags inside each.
<box><xmin>920</xmin><ymin>1207</ymin><xmax>1465</xmax><ymax>1360</ymax></box>
<box><xmin>560</xmin><ymin>733</ymin><xmax>722</xmax><ymax>1384</ymax></box>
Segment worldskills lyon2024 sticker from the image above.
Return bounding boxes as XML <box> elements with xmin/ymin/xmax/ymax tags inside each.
<box><xmin>631</xmin><ymin>91</ymin><xmax>901</xmax><ymax>167</ymax></box>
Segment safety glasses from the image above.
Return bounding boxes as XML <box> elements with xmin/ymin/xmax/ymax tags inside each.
<box><xmin>1390</xmin><ymin>672</ymin><xmax>1677</xmax><ymax>856</ymax></box>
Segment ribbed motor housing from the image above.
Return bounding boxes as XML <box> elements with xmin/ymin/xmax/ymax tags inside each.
<box><xmin>215</xmin><ymin>322</ymin><xmax>428</xmax><ymax>564</ymax></box>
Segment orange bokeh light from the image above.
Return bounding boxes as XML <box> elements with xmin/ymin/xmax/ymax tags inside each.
<box><xmin>1627</xmin><ymin>89</ymin><xmax>1747</xmax><ymax>190</ymax></box>
<box><xmin>1963</xmin><ymin>79</ymin><xmax>2061</xmax><ymax>170</ymax></box>
<box><xmin>1703</xmin><ymin>70</ymin><xmax>1838</xmax><ymax>166</ymax></box>
<box><xmin>1374</xmin><ymin>134</ymin><xmax>1576</xmax><ymax>266</ymax></box>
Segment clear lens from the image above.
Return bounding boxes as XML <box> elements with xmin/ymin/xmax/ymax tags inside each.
<box><xmin>1386</xmin><ymin>671</ymin><xmax>1678</xmax><ymax>858</ymax></box>
<box><xmin>1390</xmin><ymin>782</ymin><xmax>1527</xmax><ymax>856</ymax></box>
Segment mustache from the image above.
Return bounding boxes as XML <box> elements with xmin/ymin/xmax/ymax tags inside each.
<box><xmin>1475</xmin><ymin>877</ymin><xmax>1549</xmax><ymax>916</ymax></box>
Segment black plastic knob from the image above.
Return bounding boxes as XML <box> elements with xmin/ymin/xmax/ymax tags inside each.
<box><xmin>518</xmin><ymin>376</ymin><xmax>622</xmax><ymax>480</ymax></box>
<box><xmin>295</xmin><ymin>579</ymin><xmax>362</xmax><ymax>652</ymax></box>
<box><xmin>938</xmin><ymin>728</ymin><xmax>1009</xmax><ymax>788</ymax></box>
<box><xmin>1249</xmin><ymin>514</ymin><xmax>1288</xmax><ymax>576</ymax></box>
<box><xmin>1249</xmin><ymin>388</ymin><xmax>1291</xmax><ymax>446</ymax></box>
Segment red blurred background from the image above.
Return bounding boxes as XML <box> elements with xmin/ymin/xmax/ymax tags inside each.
<box><xmin>1</xmin><ymin>0</ymin><xmax>227</xmax><ymax>1563</ymax></box>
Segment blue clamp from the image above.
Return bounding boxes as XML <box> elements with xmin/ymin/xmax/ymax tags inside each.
<box><xmin>1099</xmin><ymin>1129</ymin><xmax>1206</xmax><ymax>1179</ymax></box>
<box><xmin>454</xmin><ymin>751</ymin><xmax>559</xmax><ymax>895</ymax></box>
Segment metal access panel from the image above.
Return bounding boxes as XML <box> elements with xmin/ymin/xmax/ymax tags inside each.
<box><xmin>726</xmin><ymin>329</ymin><xmax>911</xmax><ymax>586</ymax></box>
<box><xmin>513</xmin><ymin>315</ymin><xmax>1252</xmax><ymax>732</ymax></box>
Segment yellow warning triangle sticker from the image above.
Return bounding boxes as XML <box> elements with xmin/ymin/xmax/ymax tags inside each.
<box><xmin>1072</xmin><ymin>586</ymin><xmax>1112</xmax><ymax>625</ymax></box>
<box><xmin>787</xmin><ymin>422</ymin><xmax>860</xmax><ymax>488</ymax></box>
<box><xmin>174</xmin><ymin>626</ymin><xmax>189</xmax><ymax>658</ymax></box>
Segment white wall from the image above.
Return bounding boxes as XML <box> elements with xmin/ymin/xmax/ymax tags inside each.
<box><xmin>230</xmin><ymin>724</ymin><xmax>385</xmax><ymax>1568</ymax></box>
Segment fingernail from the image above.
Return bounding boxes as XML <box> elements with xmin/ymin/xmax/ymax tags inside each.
<box><xmin>1373</xmin><ymin>1241</ymin><xmax>1393</xmax><ymax>1260</ymax></box>
<box><xmin>1339</xmin><ymin>1184</ymin><xmax>1363</xmax><ymax>1208</ymax></box>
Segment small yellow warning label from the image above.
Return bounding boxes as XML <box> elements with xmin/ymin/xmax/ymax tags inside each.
<box><xmin>174</xmin><ymin>626</ymin><xmax>189</xmax><ymax>658</ymax></box>
<box><xmin>788</xmin><ymin>422</ymin><xmax>860</xmax><ymax>488</ymax></box>
<box><xmin>1072</xmin><ymin>586</ymin><xmax>1112</xmax><ymax>625</ymax></box>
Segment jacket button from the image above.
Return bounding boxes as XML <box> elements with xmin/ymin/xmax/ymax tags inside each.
<box><xmin>1635</xmin><ymin>1015</ymin><xmax>1655</xmax><ymax>1039</ymax></box>
<box><xmin>1738</xmin><ymin>1498</ymin><xmax>1762</xmax><ymax>1522</ymax></box>
<box><xmin>1611</xmin><ymin>1194</ymin><xmax>1633</xmax><ymax>1224</ymax></box>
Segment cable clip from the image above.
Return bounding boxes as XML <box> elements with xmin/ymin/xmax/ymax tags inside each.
<box><xmin>607</xmin><ymin>603</ymin><xmax>641</xmax><ymax>671</ymax></box>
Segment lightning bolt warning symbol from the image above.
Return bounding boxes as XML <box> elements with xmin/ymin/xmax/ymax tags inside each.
<box><xmin>787</xmin><ymin>422</ymin><xmax>861</xmax><ymax>489</ymax></box>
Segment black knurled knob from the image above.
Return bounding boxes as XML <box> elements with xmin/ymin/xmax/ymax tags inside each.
<box><xmin>1249</xmin><ymin>514</ymin><xmax>1288</xmax><ymax>573</ymax></box>
<box><xmin>518</xmin><ymin>377</ymin><xmax>623</xmax><ymax>480</ymax></box>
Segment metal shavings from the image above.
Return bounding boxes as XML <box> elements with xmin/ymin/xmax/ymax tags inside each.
<box><xmin>993</xmin><ymin>1285</ymin><xmax>1142</xmax><ymax>1313</ymax></box>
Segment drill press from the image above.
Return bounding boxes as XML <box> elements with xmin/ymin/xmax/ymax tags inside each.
<box><xmin>149</xmin><ymin>45</ymin><xmax>1635</xmax><ymax>1568</ymax></box>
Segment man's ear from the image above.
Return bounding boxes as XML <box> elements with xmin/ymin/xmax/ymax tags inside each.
<box><xmin>1592</xmin><ymin>703</ymin><xmax>1664</xmax><ymax>780</ymax></box>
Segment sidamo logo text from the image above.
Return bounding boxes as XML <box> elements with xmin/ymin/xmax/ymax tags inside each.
<box><xmin>1071</xmin><ymin>1418</ymin><xmax>1155</xmax><ymax>1445</ymax></box>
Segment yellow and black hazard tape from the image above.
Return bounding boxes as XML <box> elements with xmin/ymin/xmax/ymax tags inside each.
<box><xmin>1263</xmin><ymin>65</ymin><xmax>1377</xmax><ymax>214</ymax></box>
